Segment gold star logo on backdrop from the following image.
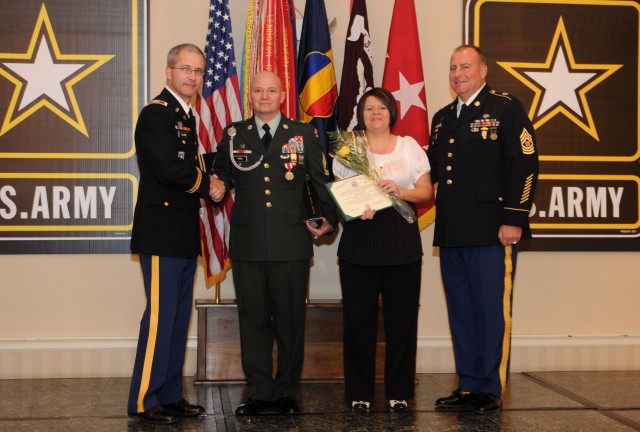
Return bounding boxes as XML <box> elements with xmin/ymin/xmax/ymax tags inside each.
<box><xmin>0</xmin><ymin>4</ymin><xmax>114</xmax><ymax>137</ymax></box>
<box><xmin>497</xmin><ymin>17</ymin><xmax>622</xmax><ymax>142</ymax></box>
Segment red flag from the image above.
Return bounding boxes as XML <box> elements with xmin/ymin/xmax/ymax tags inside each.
<box><xmin>241</xmin><ymin>0</ymin><xmax>298</xmax><ymax>118</ymax></box>
<box><xmin>195</xmin><ymin>0</ymin><xmax>242</xmax><ymax>285</ymax></box>
<box><xmin>337</xmin><ymin>0</ymin><xmax>374</xmax><ymax>131</ymax></box>
<box><xmin>382</xmin><ymin>0</ymin><xmax>434</xmax><ymax>229</ymax></box>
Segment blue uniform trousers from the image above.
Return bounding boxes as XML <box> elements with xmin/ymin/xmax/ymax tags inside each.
<box><xmin>127</xmin><ymin>254</ymin><xmax>197</xmax><ymax>413</ymax></box>
<box><xmin>440</xmin><ymin>245</ymin><xmax>517</xmax><ymax>397</ymax></box>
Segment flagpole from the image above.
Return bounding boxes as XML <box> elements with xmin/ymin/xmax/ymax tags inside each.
<box><xmin>215</xmin><ymin>281</ymin><xmax>221</xmax><ymax>304</ymax></box>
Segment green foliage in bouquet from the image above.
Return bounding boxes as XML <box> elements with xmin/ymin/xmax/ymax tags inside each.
<box><xmin>328</xmin><ymin>129</ymin><xmax>416</xmax><ymax>224</ymax></box>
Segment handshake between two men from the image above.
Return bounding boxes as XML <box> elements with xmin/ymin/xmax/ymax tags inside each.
<box><xmin>209</xmin><ymin>174</ymin><xmax>225</xmax><ymax>202</ymax></box>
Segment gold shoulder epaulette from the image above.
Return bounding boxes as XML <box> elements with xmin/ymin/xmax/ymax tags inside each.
<box><xmin>145</xmin><ymin>99</ymin><xmax>168</xmax><ymax>107</ymax></box>
<box><xmin>489</xmin><ymin>90</ymin><xmax>512</xmax><ymax>101</ymax></box>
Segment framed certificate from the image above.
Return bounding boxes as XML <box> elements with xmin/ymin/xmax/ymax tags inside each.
<box><xmin>324</xmin><ymin>174</ymin><xmax>392</xmax><ymax>222</ymax></box>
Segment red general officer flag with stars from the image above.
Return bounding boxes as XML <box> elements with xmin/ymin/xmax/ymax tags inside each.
<box><xmin>382</xmin><ymin>0</ymin><xmax>434</xmax><ymax>229</ymax></box>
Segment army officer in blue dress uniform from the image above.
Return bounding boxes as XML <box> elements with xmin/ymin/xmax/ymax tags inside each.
<box><xmin>428</xmin><ymin>45</ymin><xmax>539</xmax><ymax>414</ymax></box>
<box><xmin>211</xmin><ymin>71</ymin><xmax>338</xmax><ymax>416</ymax></box>
<box><xmin>127</xmin><ymin>44</ymin><xmax>222</xmax><ymax>424</ymax></box>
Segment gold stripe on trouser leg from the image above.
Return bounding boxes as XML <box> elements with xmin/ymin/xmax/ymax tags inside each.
<box><xmin>137</xmin><ymin>255</ymin><xmax>161</xmax><ymax>412</ymax></box>
<box><xmin>499</xmin><ymin>245</ymin><xmax>514</xmax><ymax>394</ymax></box>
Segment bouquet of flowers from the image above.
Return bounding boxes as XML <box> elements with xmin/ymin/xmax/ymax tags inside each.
<box><xmin>329</xmin><ymin>129</ymin><xmax>416</xmax><ymax>224</ymax></box>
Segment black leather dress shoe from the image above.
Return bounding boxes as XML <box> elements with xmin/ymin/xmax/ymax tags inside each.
<box><xmin>471</xmin><ymin>393</ymin><xmax>502</xmax><ymax>413</ymax></box>
<box><xmin>235</xmin><ymin>398</ymin><xmax>270</xmax><ymax>416</ymax></box>
<box><xmin>435</xmin><ymin>389</ymin><xmax>479</xmax><ymax>411</ymax></box>
<box><xmin>128</xmin><ymin>405</ymin><xmax>179</xmax><ymax>424</ymax></box>
<box><xmin>275</xmin><ymin>396</ymin><xmax>300</xmax><ymax>414</ymax></box>
<box><xmin>162</xmin><ymin>398</ymin><xmax>205</xmax><ymax>417</ymax></box>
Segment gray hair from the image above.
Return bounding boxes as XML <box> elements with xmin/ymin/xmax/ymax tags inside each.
<box><xmin>166</xmin><ymin>43</ymin><xmax>205</xmax><ymax>67</ymax></box>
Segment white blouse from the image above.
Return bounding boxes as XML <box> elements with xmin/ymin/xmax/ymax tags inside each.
<box><xmin>332</xmin><ymin>135</ymin><xmax>430</xmax><ymax>189</ymax></box>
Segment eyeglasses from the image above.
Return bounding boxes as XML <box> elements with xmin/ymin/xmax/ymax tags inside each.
<box><xmin>168</xmin><ymin>66</ymin><xmax>206</xmax><ymax>77</ymax></box>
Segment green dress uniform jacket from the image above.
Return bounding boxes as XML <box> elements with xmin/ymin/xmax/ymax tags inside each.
<box><xmin>131</xmin><ymin>88</ymin><xmax>214</xmax><ymax>258</ymax></box>
<box><xmin>428</xmin><ymin>86</ymin><xmax>539</xmax><ymax>247</ymax></box>
<box><xmin>212</xmin><ymin>114</ymin><xmax>338</xmax><ymax>402</ymax></box>
<box><xmin>213</xmin><ymin>115</ymin><xmax>338</xmax><ymax>261</ymax></box>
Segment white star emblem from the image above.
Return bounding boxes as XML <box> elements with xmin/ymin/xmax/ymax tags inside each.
<box><xmin>497</xmin><ymin>17</ymin><xmax>621</xmax><ymax>141</ymax></box>
<box><xmin>4</xmin><ymin>38</ymin><xmax>85</xmax><ymax>111</ymax></box>
<box><xmin>0</xmin><ymin>4</ymin><xmax>113</xmax><ymax>136</ymax></box>
<box><xmin>524</xmin><ymin>46</ymin><xmax>597</xmax><ymax>118</ymax></box>
<box><xmin>391</xmin><ymin>72</ymin><xmax>426</xmax><ymax>118</ymax></box>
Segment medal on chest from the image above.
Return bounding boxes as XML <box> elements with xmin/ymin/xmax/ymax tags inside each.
<box><xmin>285</xmin><ymin>162</ymin><xmax>294</xmax><ymax>180</ymax></box>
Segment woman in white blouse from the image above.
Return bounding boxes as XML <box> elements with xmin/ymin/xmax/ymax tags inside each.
<box><xmin>333</xmin><ymin>87</ymin><xmax>433</xmax><ymax>413</ymax></box>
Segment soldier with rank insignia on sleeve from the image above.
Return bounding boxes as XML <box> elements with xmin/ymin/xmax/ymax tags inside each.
<box><xmin>210</xmin><ymin>70</ymin><xmax>338</xmax><ymax>416</ymax></box>
<box><xmin>427</xmin><ymin>45</ymin><xmax>539</xmax><ymax>414</ymax></box>
<box><xmin>127</xmin><ymin>43</ymin><xmax>223</xmax><ymax>425</ymax></box>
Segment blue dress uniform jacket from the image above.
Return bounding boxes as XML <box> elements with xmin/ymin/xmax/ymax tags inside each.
<box><xmin>428</xmin><ymin>85</ymin><xmax>539</xmax><ymax>398</ymax></box>
<box><xmin>131</xmin><ymin>88</ymin><xmax>214</xmax><ymax>258</ymax></box>
<box><xmin>213</xmin><ymin>115</ymin><xmax>338</xmax><ymax>261</ymax></box>
<box><xmin>127</xmin><ymin>89</ymin><xmax>214</xmax><ymax>415</ymax></box>
<box><xmin>428</xmin><ymin>86</ymin><xmax>538</xmax><ymax>247</ymax></box>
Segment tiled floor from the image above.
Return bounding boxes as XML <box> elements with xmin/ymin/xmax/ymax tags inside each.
<box><xmin>1</xmin><ymin>372</ymin><xmax>639</xmax><ymax>431</ymax></box>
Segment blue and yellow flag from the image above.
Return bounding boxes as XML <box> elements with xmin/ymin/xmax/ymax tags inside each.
<box><xmin>296</xmin><ymin>0</ymin><xmax>337</xmax><ymax>151</ymax></box>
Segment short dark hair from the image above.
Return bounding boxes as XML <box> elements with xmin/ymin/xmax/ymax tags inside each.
<box><xmin>355</xmin><ymin>87</ymin><xmax>398</xmax><ymax>131</ymax></box>
<box><xmin>454</xmin><ymin>44</ymin><xmax>487</xmax><ymax>65</ymax></box>
<box><xmin>166</xmin><ymin>43</ymin><xmax>205</xmax><ymax>67</ymax></box>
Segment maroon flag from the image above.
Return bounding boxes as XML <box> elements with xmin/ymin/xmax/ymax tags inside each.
<box><xmin>337</xmin><ymin>0</ymin><xmax>374</xmax><ymax>131</ymax></box>
<box><xmin>382</xmin><ymin>0</ymin><xmax>434</xmax><ymax>229</ymax></box>
<box><xmin>194</xmin><ymin>0</ymin><xmax>242</xmax><ymax>284</ymax></box>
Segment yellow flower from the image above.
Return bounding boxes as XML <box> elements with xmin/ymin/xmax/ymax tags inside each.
<box><xmin>335</xmin><ymin>145</ymin><xmax>350</xmax><ymax>158</ymax></box>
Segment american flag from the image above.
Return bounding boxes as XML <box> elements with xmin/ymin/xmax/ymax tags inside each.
<box><xmin>195</xmin><ymin>0</ymin><xmax>242</xmax><ymax>284</ymax></box>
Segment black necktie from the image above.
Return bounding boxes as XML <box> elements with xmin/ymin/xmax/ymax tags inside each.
<box><xmin>458</xmin><ymin>103</ymin><xmax>467</xmax><ymax>118</ymax></box>
<box><xmin>188</xmin><ymin>108</ymin><xmax>196</xmax><ymax>132</ymax></box>
<box><xmin>262</xmin><ymin>124</ymin><xmax>272</xmax><ymax>150</ymax></box>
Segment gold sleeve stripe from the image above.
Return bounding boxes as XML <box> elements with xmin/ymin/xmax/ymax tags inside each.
<box><xmin>520</xmin><ymin>128</ymin><xmax>535</xmax><ymax>155</ymax></box>
<box><xmin>504</xmin><ymin>207</ymin><xmax>530</xmax><ymax>213</ymax></box>
<box><xmin>186</xmin><ymin>169</ymin><xmax>203</xmax><ymax>194</ymax></box>
<box><xmin>520</xmin><ymin>174</ymin><xmax>534</xmax><ymax>204</ymax></box>
<box><xmin>197</xmin><ymin>154</ymin><xmax>205</xmax><ymax>171</ymax></box>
